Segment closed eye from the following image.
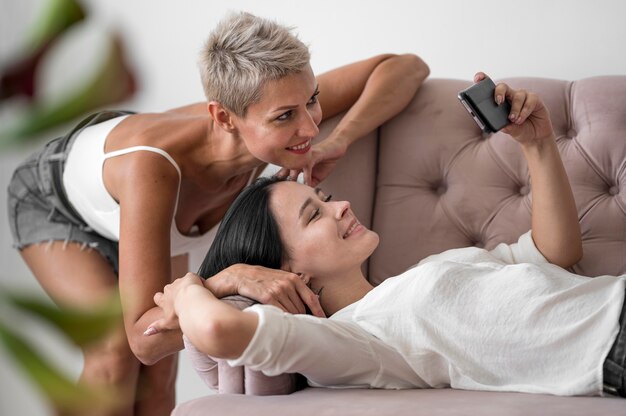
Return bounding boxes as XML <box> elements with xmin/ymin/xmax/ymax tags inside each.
<box><xmin>307</xmin><ymin>194</ymin><xmax>332</xmax><ymax>224</ymax></box>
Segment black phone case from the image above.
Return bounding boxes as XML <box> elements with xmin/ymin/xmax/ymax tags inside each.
<box><xmin>458</xmin><ymin>78</ymin><xmax>511</xmax><ymax>133</ymax></box>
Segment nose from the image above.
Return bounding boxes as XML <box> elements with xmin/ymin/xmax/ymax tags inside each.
<box><xmin>297</xmin><ymin>109</ymin><xmax>320</xmax><ymax>138</ymax></box>
<box><xmin>332</xmin><ymin>200</ymin><xmax>351</xmax><ymax>220</ymax></box>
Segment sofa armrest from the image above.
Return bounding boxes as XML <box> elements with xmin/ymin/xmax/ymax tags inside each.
<box><xmin>183</xmin><ymin>295</ymin><xmax>305</xmax><ymax>395</ymax></box>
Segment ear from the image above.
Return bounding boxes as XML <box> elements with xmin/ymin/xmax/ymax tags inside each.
<box><xmin>207</xmin><ymin>101</ymin><xmax>237</xmax><ymax>132</ymax></box>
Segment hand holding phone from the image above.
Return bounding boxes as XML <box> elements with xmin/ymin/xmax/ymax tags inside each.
<box><xmin>458</xmin><ymin>77</ymin><xmax>511</xmax><ymax>133</ymax></box>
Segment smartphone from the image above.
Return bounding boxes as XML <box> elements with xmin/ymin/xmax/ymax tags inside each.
<box><xmin>458</xmin><ymin>78</ymin><xmax>511</xmax><ymax>133</ymax></box>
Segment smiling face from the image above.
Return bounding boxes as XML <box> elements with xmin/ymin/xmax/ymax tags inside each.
<box><xmin>232</xmin><ymin>65</ymin><xmax>322</xmax><ymax>169</ymax></box>
<box><xmin>269</xmin><ymin>181</ymin><xmax>379</xmax><ymax>279</ymax></box>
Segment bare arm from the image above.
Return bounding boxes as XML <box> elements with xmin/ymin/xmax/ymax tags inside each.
<box><xmin>149</xmin><ymin>273</ymin><xmax>257</xmax><ymax>359</ymax></box>
<box><xmin>477</xmin><ymin>73</ymin><xmax>582</xmax><ymax>268</ymax></box>
<box><xmin>318</xmin><ymin>53</ymin><xmax>429</xmax><ymax>145</ymax></box>
<box><xmin>116</xmin><ymin>152</ymin><xmax>185</xmax><ymax>365</ymax></box>
<box><xmin>521</xmin><ymin>137</ymin><xmax>582</xmax><ymax>268</ymax></box>
<box><xmin>283</xmin><ymin>54</ymin><xmax>430</xmax><ymax>185</ymax></box>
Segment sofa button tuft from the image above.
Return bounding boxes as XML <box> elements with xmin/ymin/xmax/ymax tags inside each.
<box><xmin>609</xmin><ymin>186</ymin><xmax>619</xmax><ymax>196</ymax></box>
<box><xmin>433</xmin><ymin>184</ymin><xmax>447</xmax><ymax>195</ymax></box>
<box><xmin>519</xmin><ymin>185</ymin><xmax>530</xmax><ymax>196</ymax></box>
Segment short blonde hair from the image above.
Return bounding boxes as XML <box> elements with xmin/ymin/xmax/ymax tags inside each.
<box><xmin>199</xmin><ymin>12</ymin><xmax>311</xmax><ymax>116</ymax></box>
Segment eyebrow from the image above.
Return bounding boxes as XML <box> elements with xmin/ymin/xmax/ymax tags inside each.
<box><xmin>272</xmin><ymin>85</ymin><xmax>320</xmax><ymax>113</ymax></box>
<box><xmin>298</xmin><ymin>187</ymin><xmax>323</xmax><ymax>219</ymax></box>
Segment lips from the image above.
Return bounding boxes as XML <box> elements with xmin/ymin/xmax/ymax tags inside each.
<box><xmin>286</xmin><ymin>139</ymin><xmax>311</xmax><ymax>154</ymax></box>
<box><xmin>343</xmin><ymin>218</ymin><xmax>362</xmax><ymax>239</ymax></box>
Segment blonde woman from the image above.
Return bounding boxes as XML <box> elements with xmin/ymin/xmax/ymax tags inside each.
<box><xmin>7</xmin><ymin>11</ymin><xmax>429</xmax><ymax>415</ymax></box>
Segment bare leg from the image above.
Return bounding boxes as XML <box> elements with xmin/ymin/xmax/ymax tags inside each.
<box><xmin>133</xmin><ymin>253</ymin><xmax>189</xmax><ymax>415</ymax></box>
<box><xmin>135</xmin><ymin>354</ymin><xmax>178</xmax><ymax>416</ymax></box>
<box><xmin>21</xmin><ymin>242</ymin><xmax>139</xmax><ymax>415</ymax></box>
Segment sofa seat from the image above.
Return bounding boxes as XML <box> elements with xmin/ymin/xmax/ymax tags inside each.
<box><xmin>174</xmin><ymin>388</ymin><xmax>626</xmax><ymax>416</ymax></box>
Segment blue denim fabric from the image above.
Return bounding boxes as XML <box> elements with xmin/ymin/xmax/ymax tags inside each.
<box><xmin>603</xmin><ymin>289</ymin><xmax>626</xmax><ymax>397</ymax></box>
<box><xmin>6</xmin><ymin>111</ymin><xmax>133</xmax><ymax>275</ymax></box>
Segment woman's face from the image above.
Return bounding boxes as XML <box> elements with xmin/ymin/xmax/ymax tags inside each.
<box><xmin>233</xmin><ymin>65</ymin><xmax>322</xmax><ymax>169</ymax></box>
<box><xmin>269</xmin><ymin>181</ymin><xmax>379</xmax><ymax>278</ymax></box>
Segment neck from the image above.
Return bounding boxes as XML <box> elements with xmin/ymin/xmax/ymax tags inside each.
<box><xmin>315</xmin><ymin>267</ymin><xmax>374</xmax><ymax>316</ymax></box>
<box><xmin>193</xmin><ymin>119</ymin><xmax>263</xmax><ymax>179</ymax></box>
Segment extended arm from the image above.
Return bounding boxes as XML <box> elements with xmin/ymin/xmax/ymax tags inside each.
<box><xmin>172</xmin><ymin>277</ymin><xmax>258</xmax><ymax>359</ymax></box>
<box><xmin>116</xmin><ymin>152</ymin><xmax>185</xmax><ymax>364</ymax></box>
<box><xmin>148</xmin><ymin>274</ymin><xmax>421</xmax><ymax>389</ymax></box>
<box><xmin>521</xmin><ymin>133</ymin><xmax>582</xmax><ymax>268</ymax></box>
<box><xmin>283</xmin><ymin>54</ymin><xmax>430</xmax><ymax>185</ymax></box>
<box><xmin>478</xmin><ymin>73</ymin><xmax>582</xmax><ymax>268</ymax></box>
<box><xmin>317</xmin><ymin>53</ymin><xmax>430</xmax><ymax>144</ymax></box>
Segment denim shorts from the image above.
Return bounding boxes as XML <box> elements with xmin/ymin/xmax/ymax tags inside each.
<box><xmin>603</xmin><ymin>288</ymin><xmax>626</xmax><ymax>397</ymax></box>
<box><xmin>6</xmin><ymin>111</ymin><xmax>133</xmax><ymax>275</ymax></box>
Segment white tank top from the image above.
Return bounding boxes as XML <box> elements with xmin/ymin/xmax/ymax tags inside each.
<box><xmin>62</xmin><ymin>115</ymin><xmax>255</xmax><ymax>256</ymax></box>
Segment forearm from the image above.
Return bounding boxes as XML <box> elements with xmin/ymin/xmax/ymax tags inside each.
<box><xmin>129</xmin><ymin>307</ymin><xmax>184</xmax><ymax>365</ymax></box>
<box><xmin>175</xmin><ymin>285</ymin><xmax>257</xmax><ymax>359</ymax></box>
<box><xmin>328</xmin><ymin>54</ymin><xmax>429</xmax><ymax>147</ymax></box>
<box><xmin>523</xmin><ymin>135</ymin><xmax>582</xmax><ymax>267</ymax></box>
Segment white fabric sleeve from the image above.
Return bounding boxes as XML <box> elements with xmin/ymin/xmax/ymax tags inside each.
<box><xmin>488</xmin><ymin>230</ymin><xmax>549</xmax><ymax>265</ymax></box>
<box><xmin>227</xmin><ymin>304</ymin><xmax>423</xmax><ymax>389</ymax></box>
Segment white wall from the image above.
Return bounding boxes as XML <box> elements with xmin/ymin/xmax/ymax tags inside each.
<box><xmin>1</xmin><ymin>0</ymin><xmax>625</xmax><ymax>414</ymax></box>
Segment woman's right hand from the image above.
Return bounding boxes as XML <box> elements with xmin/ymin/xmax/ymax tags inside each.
<box><xmin>205</xmin><ymin>264</ymin><xmax>325</xmax><ymax>318</ymax></box>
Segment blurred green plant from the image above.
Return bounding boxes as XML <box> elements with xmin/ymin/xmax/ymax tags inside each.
<box><xmin>0</xmin><ymin>0</ymin><xmax>137</xmax><ymax>148</ymax></box>
<box><xmin>0</xmin><ymin>290</ymin><xmax>125</xmax><ymax>413</ymax></box>
<box><xmin>0</xmin><ymin>0</ymin><xmax>85</xmax><ymax>101</ymax></box>
<box><xmin>0</xmin><ymin>0</ymin><xmax>137</xmax><ymax>412</ymax></box>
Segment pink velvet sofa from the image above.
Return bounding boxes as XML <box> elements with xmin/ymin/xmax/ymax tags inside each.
<box><xmin>174</xmin><ymin>76</ymin><xmax>626</xmax><ymax>415</ymax></box>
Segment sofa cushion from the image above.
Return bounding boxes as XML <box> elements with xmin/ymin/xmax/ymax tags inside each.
<box><xmin>174</xmin><ymin>387</ymin><xmax>626</xmax><ymax>416</ymax></box>
<box><xmin>370</xmin><ymin>77</ymin><xmax>626</xmax><ymax>285</ymax></box>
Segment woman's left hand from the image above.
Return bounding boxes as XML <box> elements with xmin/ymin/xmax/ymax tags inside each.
<box><xmin>276</xmin><ymin>137</ymin><xmax>348</xmax><ymax>187</ymax></box>
<box><xmin>474</xmin><ymin>72</ymin><xmax>554</xmax><ymax>145</ymax></box>
<box><xmin>303</xmin><ymin>137</ymin><xmax>348</xmax><ymax>186</ymax></box>
<box><xmin>145</xmin><ymin>273</ymin><xmax>205</xmax><ymax>335</ymax></box>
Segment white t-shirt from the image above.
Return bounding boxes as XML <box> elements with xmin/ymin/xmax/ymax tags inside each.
<box><xmin>228</xmin><ymin>232</ymin><xmax>625</xmax><ymax>396</ymax></box>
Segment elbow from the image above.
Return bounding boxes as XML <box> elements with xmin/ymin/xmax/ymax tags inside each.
<box><xmin>395</xmin><ymin>53</ymin><xmax>430</xmax><ymax>85</ymax></box>
<box><xmin>564</xmin><ymin>231</ymin><xmax>584</xmax><ymax>268</ymax></box>
<box><xmin>191</xmin><ymin>319</ymin><xmax>235</xmax><ymax>360</ymax></box>
<box><xmin>550</xmin><ymin>243</ymin><xmax>583</xmax><ymax>270</ymax></box>
<box><xmin>129</xmin><ymin>333</ymin><xmax>159</xmax><ymax>366</ymax></box>
<box><xmin>565</xmin><ymin>243</ymin><xmax>584</xmax><ymax>269</ymax></box>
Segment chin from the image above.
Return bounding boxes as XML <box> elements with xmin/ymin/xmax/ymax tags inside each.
<box><xmin>363</xmin><ymin>230</ymin><xmax>380</xmax><ymax>258</ymax></box>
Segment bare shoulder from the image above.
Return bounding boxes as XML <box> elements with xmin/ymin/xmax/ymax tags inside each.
<box><xmin>104</xmin><ymin>141</ymin><xmax>182</xmax><ymax>205</ymax></box>
<box><xmin>166</xmin><ymin>102</ymin><xmax>208</xmax><ymax>116</ymax></box>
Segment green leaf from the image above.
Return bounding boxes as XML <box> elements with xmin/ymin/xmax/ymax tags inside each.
<box><xmin>0</xmin><ymin>322</ymin><xmax>121</xmax><ymax>412</ymax></box>
<box><xmin>3</xmin><ymin>292</ymin><xmax>122</xmax><ymax>347</ymax></box>
<box><xmin>28</xmin><ymin>0</ymin><xmax>86</xmax><ymax>52</ymax></box>
<box><xmin>0</xmin><ymin>34</ymin><xmax>137</xmax><ymax>147</ymax></box>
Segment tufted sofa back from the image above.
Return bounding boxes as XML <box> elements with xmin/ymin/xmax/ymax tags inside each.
<box><xmin>189</xmin><ymin>76</ymin><xmax>626</xmax><ymax>396</ymax></box>
<box><xmin>322</xmin><ymin>76</ymin><xmax>626</xmax><ymax>285</ymax></box>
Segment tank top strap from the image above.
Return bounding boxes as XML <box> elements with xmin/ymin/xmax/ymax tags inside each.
<box><xmin>103</xmin><ymin>146</ymin><xmax>182</xmax><ymax>215</ymax></box>
<box><xmin>103</xmin><ymin>146</ymin><xmax>182</xmax><ymax>179</ymax></box>
<box><xmin>246</xmin><ymin>167</ymin><xmax>258</xmax><ymax>186</ymax></box>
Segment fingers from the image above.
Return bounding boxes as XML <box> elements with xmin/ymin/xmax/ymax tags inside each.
<box><xmin>303</xmin><ymin>166</ymin><xmax>313</xmax><ymax>186</ymax></box>
<box><xmin>473</xmin><ymin>72</ymin><xmax>488</xmax><ymax>83</ymax></box>
<box><xmin>144</xmin><ymin>320</ymin><xmax>163</xmax><ymax>336</ymax></box>
<box><xmin>271</xmin><ymin>274</ymin><xmax>307</xmax><ymax>315</ymax></box>
<box><xmin>275</xmin><ymin>168</ymin><xmax>301</xmax><ymax>182</ymax></box>
<box><xmin>294</xmin><ymin>275</ymin><xmax>325</xmax><ymax>318</ymax></box>
<box><xmin>153</xmin><ymin>291</ymin><xmax>163</xmax><ymax>306</ymax></box>
<box><xmin>236</xmin><ymin>266</ymin><xmax>324</xmax><ymax>316</ymax></box>
<box><xmin>272</xmin><ymin>273</ymin><xmax>324</xmax><ymax>317</ymax></box>
<box><xmin>503</xmin><ymin>87</ymin><xmax>537</xmax><ymax>125</ymax></box>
